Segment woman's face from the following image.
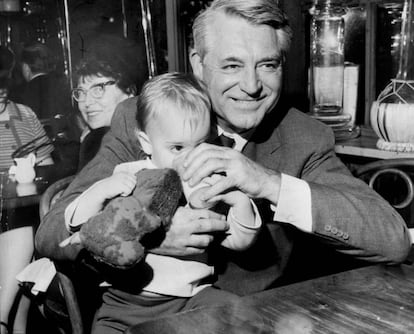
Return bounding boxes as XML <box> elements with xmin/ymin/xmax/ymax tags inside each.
<box><xmin>76</xmin><ymin>75</ymin><xmax>131</xmax><ymax>129</ymax></box>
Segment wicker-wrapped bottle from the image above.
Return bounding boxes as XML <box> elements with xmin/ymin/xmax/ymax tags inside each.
<box><xmin>371</xmin><ymin>0</ymin><xmax>414</xmax><ymax>151</ymax></box>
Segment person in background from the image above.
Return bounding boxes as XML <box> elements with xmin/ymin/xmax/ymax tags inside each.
<box><xmin>14</xmin><ymin>39</ymin><xmax>145</xmax><ymax>334</ymax></box>
<box><xmin>36</xmin><ymin>1</ymin><xmax>411</xmax><ymax>332</ymax></box>
<box><xmin>24</xmin><ymin>46</ymin><xmax>141</xmax><ymax>334</ymax></box>
<box><xmin>0</xmin><ymin>46</ymin><xmax>53</xmax><ymax>334</ymax></box>
<box><xmin>18</xmin><ymin>42</ymin><xmax>58</xmax><ymax>121</ymax></box>
<box><xmin>0</xmin><ymin>46</ymin><xmax>53</xmax><ymax>170</ymax></box>
<box><xmin>14</xmin><ymin>43</ymin><xmax>73</xmax><ymax>139</ymax></box>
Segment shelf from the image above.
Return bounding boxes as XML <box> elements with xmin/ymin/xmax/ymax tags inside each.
<box><xmin>334</xmin><ymin>126</ymin><xmax>414</xmax><ymax>159</ymax></box>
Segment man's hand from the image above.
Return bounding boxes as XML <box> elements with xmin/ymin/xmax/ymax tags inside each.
<box><xmin>150</xmin><ymin>206</ymin><xmax>229</xmax><ymax>257</ymax></box>
<box><xmin>181</xmin><ymin>143</ymin><xmax>282</xmax><ymax>203</ymax></box>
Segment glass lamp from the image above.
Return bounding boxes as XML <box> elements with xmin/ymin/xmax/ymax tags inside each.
<box><xmin>308</xmin><ymin>0</ymin><xmax>360</xmax><ymax>140</ymax></box>
<box><xmin>310</xmin><ymin>0</ymin><xmax>345</xmax><ymax>114</ymax></box>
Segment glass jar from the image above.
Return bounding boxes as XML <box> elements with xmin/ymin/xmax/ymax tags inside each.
<box><xmin>310</xmin><ymin>0</ymin><xmax>345</xmax><ymax>114</ymax></box>
<box><xmin>371</xmin><ymin>0</ymin><xmax>414</xmax><ymax>151</ymax></box>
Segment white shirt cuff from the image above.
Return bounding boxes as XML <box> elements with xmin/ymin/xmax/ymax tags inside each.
<box><xmin>228</xmin><ymin>199</ymin><xmax>262</xmax><ymax>230</ymax></box>
<box><xmin>222</xmin><ymin>200</ymin><xmax>261</xmax><ymax>251</ymax></box>
<box><xmin>64</xmin><ymin>180</ymin><xmax>105</xmax><ymax>232</ymax></box>
<box><xmin>271</xmin><ymin>173</ymin><xmax>312</xmax><ymax>232</ymax></box>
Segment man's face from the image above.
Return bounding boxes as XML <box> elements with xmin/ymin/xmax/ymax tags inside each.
<box><xmin>76</xmin><ymin>75</ymin><xmax>130</xmax><ymax>129</ymax></box>
<box><xmin>194</xmin><ymin>13</ymin><xmax>283</xmax><ymax>133</ymax></box>
<box><xmin>142</xmin><ymin>100</ymin><xmax>210</xmax><ymax>169</ymax></box>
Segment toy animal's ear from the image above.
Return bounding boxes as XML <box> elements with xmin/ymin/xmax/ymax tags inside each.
<box><xmin>136</xmin><ymin>129</ymin><xmax>152</xmax><ymax>156</ymax></box>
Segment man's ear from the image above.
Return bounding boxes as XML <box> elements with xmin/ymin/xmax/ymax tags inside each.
<box><xmin>189</xmin><ymin>48</ymin><xmax>203</xmax><ymax>80</ymax></box>
<box><xmin>136</xmin><ymin>129</ymin><xmax>152</xmax><ymax>156</ymax></box>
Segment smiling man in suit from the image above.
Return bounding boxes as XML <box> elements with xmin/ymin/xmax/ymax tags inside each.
<box><xmin>36</xmin><ymin>0</ymin><xmax>411</xmax><ymax>332</ymax></box>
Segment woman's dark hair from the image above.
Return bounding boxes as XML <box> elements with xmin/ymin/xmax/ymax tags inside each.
<box><xmin>74</xmin><ymin>55</ymin><xmax>137</xmax><ymax>95</ymax></box>
<box><xmin>0</xmin><ymin>46</ymin><xmax>15</xmax><ymax>89</ymax></box>
<box><xmin>74</xmin><ymin>36</ymin><xmax>148</xmax><ymax>95</ymax></box>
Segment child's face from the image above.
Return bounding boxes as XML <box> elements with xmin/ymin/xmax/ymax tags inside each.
<box><xmin>140</xmin><ymin>101</ymin><xmax>210</xmax><ymax>169</ymax></box>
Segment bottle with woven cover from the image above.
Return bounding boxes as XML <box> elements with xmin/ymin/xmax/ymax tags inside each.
<box><xmin>371</xmin><ymin>0</ymin><xmax>414</xmax><ymax>151</ymax></box>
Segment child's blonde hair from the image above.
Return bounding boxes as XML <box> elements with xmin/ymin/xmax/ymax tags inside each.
<box><xmin>136</xmin><ymin>72</ymin><xmax>211</xmax><ymax>132</ymax></box>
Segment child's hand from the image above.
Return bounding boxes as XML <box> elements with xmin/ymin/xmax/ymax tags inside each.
<box><xmin>210</xmin><ymin>190</ymin><xmax>255</xmax><ymax>227</ymax></box>
<box><xmin>97</xmin><ymin>172</ymin><xmax>137</xmax><ymax>200</ymax></box>
<box><xmin>210</xmin><ymin>189</ymin><xmax>251</xmax><ymax>209</ymax></box>
<box><xmin>186</xmin><ymin>174</ymin><xmax>224</xmax><ymax>209</ymax></box>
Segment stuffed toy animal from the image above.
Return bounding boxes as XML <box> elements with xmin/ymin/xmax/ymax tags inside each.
<box><xmin>79</xmin><ymin>168</ymin><xmax>183</xmax><ymax>269</ymax></box>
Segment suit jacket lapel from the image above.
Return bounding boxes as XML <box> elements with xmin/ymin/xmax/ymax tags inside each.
<box><xmin>243</xmin><ymin>127</ymin><xmax>283</xmax><ymax>171</ymax></box>
<box><xmin>243</xmin><ymin>96</ymin><xmax>289</xmax><ymax>170</ymax></box>
<box><xmin>212</xmin><ymin>97</ymin><xmax>289</xmax><ymax>170</ymax></box>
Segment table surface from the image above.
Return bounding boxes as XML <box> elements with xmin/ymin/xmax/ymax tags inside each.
<box><xmin>127</xmin><ymin>264</ymin><xmax>414</xmax><ymax>334</ymax></box>
<box><xmin>1</xmin><ymin>164</ymin><xmax>74</xmax><ymax>209</ymax></box>
<box><xmin>335</xmin><ymin>127</ymin><xmax>414</xmax><ymax>159</ymax></box>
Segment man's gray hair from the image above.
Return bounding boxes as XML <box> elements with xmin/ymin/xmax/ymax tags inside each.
<box><xmin>192</xmin><ymin>0</ymin><xmax>293</xmax><ymax>60</ymax></box>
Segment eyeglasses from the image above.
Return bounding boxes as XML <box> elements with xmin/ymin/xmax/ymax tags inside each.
<box><xmin>72</xmin><ymin>80</ymin><xmax>116</xmax><ymax>102</ymax></box>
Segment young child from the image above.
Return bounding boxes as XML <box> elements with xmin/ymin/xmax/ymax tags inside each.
<box><xmin>63</xmin><ymin>72</ymin><xmax>262</xmax><ymax>332</ymax></box>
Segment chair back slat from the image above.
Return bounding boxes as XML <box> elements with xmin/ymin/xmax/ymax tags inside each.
<box><xmin>39</xmin><ymin>175</ymin><xmax>75</xmax><ymax>220</ymax></box>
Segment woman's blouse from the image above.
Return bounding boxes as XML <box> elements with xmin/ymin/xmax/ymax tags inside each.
<box><xmin>0</xmin><ymin>101</ymin><xmax>54</xmax><ymax>169</ymax></box>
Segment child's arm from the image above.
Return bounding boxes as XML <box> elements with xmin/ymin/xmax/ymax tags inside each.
<box><xmin>211</xmin><ymin>190</ymin><xmax>262</xmax><ymax>251</ymax></box>
<box><xmin>70</xmin><ymin>171</ymin><xmax>136</xmax><ymax>228</ymax></box>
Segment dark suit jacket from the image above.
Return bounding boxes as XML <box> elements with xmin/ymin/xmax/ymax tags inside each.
<box><xmin>35</xmin><ymin>96</ymin><xmax>411</xmax><ymax>296</ymax></box>
<box><xmin>15</xmin><ymin>73</ymin><xmax>74</xmax><ymax>138</ymax></box>
<box><xmin>77</xmin><ymin>127</ymin><xmax>110</xmax><ymax>172</ymax></box>
<box><xmin>18</xmin><ymin>74</ymin><xmax>55</xmax><ymax>119</ymax></box>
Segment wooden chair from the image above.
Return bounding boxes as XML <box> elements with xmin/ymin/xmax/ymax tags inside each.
<box><xmin>353</xmin><ymin>158</ymin><xmax>414</xmax><ymax>228</ymax></box>
<box><xmin>33</xmin><ymin>175</ymin><xmax>85</xmax><ymax>334</ymax></box>
<box><xmin>39</xmin><ymin>175</ymin><xmax>75</xmax><ymax>220</ymax></box>
<box><xmin>353</xmin><ymin>158</ymin><xmax>414</xmax><ymax>263</ymax></box>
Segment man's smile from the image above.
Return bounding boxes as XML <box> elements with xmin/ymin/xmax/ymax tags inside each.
<box><xmin>230</xmin><ymin>97</ymin><xmax>265</xmax><ymax>108</ymax></box>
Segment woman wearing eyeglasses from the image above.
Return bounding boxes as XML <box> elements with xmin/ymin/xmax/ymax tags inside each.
<box><xmin>45</xmin><ymin>50</ymin><xmax>140</xmax><ymax>332</ymax></box>
<box><xmin>0</xmin><ymin>46</ymin><xmax>54</xmax><ymax>334</ymax></box>
<box><xmin>72</xmin><ymin>54</ymin><xmax>137</xmax><ymax>171</ymax></box>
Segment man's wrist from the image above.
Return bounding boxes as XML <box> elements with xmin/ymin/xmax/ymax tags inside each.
<box><xmin>261</xmin><ymin>170</ymin><xmax>281</xmax><ymax>205</ymax></box>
